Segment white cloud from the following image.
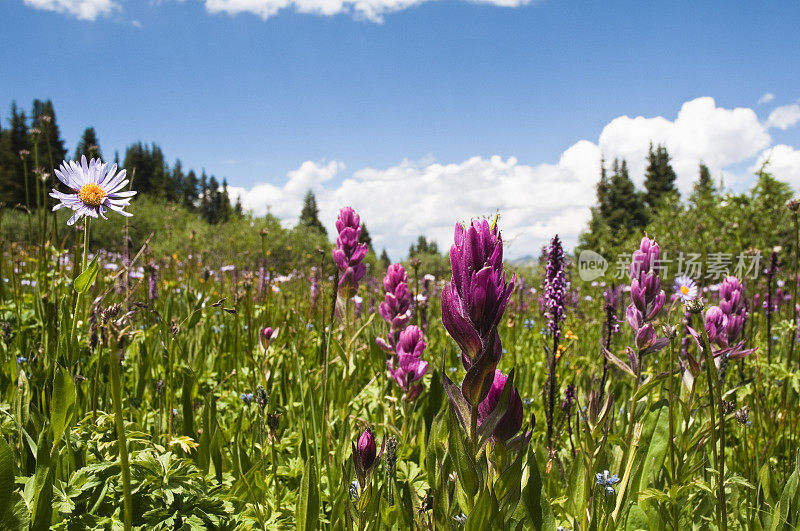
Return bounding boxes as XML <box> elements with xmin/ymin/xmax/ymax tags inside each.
<box><xmin>23</xmin><ymin>0</ymin><xmax>119</xmax><ymax>20</ymax></box>
<box><xmin>752</xmin><ymin>145</ymin><xmax>800</xmax><ymax>189</ymax></box>
<box><xmin>598</xmin><ymin>97</ymin><xmax>770</xmax><ymax>191</ymax></box>
<box><xmin>204</xmin><ymin>0</ymin><xmax>530</xmax><ymax>22</ymax></box>
<box><xmin>231</xmin><ymin>96</ymin><xmax>796</xmax><ymax>260</ymax></box>
<box><xmin>766</xmin><ymin>104</ymin><xmax>800</xmax><ymax>130</ymax></box>
<box><xmin>758</xmin><ymin>93</ymin><xmax>775</xmax><ymax>105</ymax></box>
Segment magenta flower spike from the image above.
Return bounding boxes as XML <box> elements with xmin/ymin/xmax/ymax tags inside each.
<box><xmin>386</xmin><ymin>325</ymin><xmax>429</xmax><ymax>399</ymax></box>
<box><xmin>701</xmin><ymin>275</ymin><xmax>755</xmax><ymax>358</ymax></box>
<box><xmin>441</xmin><ymin>218</ymin><xmax>515</xmax><ymax>406</ymax></box>
<box><xmin>332</xmin><ymin>207</ymin><xmax>368</xmax><ymax>298</ymax></box>
<box><xmin>625</xmin><ymin>236</ymin><xmax>668</xmax><ymax>355</ymax></box>
<box><xmin>377</xmin><ymin>264</ymin><xmax>412</xmax><ymax>351</ymax></box>
<box><xmin>477</xmin><ymin>369</ymin><xmax>523</xmax><ymax>442</ymax></box>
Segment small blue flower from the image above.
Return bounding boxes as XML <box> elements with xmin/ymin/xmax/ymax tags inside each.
<box><xmin>241</xmin><ymin>392</ymin><xmax>254</xmax><ymax>405</ymax></box>
<box><xmin>523</xmin><ymin>397</ymin><xmax>535</xmax><ymax>406</ymax></box>
<box><xmin>524</xmin><ymin>319</ymin><xmax>535</xmax><ymax>330</ymax></box>
<box><xmin>454</xmin><ymin>513</ymin><xmax>467</xmax><ymax>525</ymax></box>
<box><xmin>349</xmin><ymin>480</ymin><xmax>360</xmax><ymax>500</ymax></box>
<box><xmin>306</xmin><ymin>323</ymin><xmax>314</xmax><ymax>330</ymax></box>
<box><xmin>596</xmin><ymin>469</ymin><xmax>619</xmax><ymax>486</ymax></box>
<box><xmin>16</xmin><ymin>356</ymin><xmax>27</xmax><ymax>364</ymax></box>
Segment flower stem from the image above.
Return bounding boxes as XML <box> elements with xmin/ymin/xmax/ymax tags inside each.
<box><xmin>109</xmin><ymin>343</ymin><xmax>133</xmax><ymax>531</ymax></box>
<box><xmin>700</xmin><ymin>329</ymin><xmax>725</xmax><ymax>531</ymax></box>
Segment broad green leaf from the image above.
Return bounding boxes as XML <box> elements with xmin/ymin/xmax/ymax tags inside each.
<box><xmin>494</xmin><ymin>443</ymin><xmax>526</xmax><ymax>511</ymax></box>
<box><xmin>521</xmin><ymin>449</ymin><xmax>556</xmax><ymax>531</ymax></box>
<box><xmin>51</xmin><ymin>365</ymin><xmax>76</xmax><ymax>450</ymax></box>
<box><xmin>466</xmin><ymin>488</ymin><xmax>500</xmax><ymax>531</ymax></box>
<box><xmin>73</xmin><ymin>254</ymin><xmax>99</xmax><ymax>293</ymax></box>
<box><xmin>448</xmin><ymin>405</ymin><xmax>479</xmax><ymax>499</ymax></box>
<box><xmin>31</xmin><ymin>429</ymin><xmax>53</xmax><ymax>531</ymax></box>
<box><xmin>0</xmin><ymin>437</ymin><xmax>14</xmax><ymax>521</ymax></box>
<box><xmin>625</xmin><ymin>503</ymin><xmax>649</xmax><ymax>531</ymax></box>
<box><xmin>296</xmin><ymin>456</ymin><xmax>319</xmax><ymax>531</ymax></box>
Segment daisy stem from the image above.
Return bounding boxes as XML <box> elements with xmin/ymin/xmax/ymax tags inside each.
<box><xmin>68</xmin><ymin>218</ymin><xmax>89</xmax><ymax>368</ymax></box>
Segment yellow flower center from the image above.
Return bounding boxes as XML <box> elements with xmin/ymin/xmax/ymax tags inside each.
<box><xmin>680</xmin><ymin>285</ymin><xmax>690</xmax><ymax>295</ymax></box>
<box><xmin>78</xmin><ymin>183</ymin><xmax>106</xmax><ymax>207</ymax></box>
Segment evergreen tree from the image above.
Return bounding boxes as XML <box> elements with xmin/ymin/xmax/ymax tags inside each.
<box><xmin>30</xmin><ymin>99</ymin><xmax>67</xmax><ymax>170</ymax></box>
<box><xmin>690</xmin><ymin>162</ymin><xmax>715</xmax><ymax>205</ymax></box>
<box><xmin>182</xmin><ymin>169</ymin><xmax>199</xmax><ymax>210</ymax></box>
<box><xmin>379</xmin><ymin>248</ymin><xmax>391</xmax><ymax>270</ymax></box>
<box><xmin>359</xmin><ymin>222</ymin><xmax>373</xmax><ymax>253</ymax></box>
<box><xmin>409</xmin><ymin>235</ymin><xmax>439</xmax><ymax>256</ymax></box>
<box><xmin>0</xmin><ymin>102</ymin><xmax>30</xmax><ymax>207</ymax></box>
<box><xmin>74</xmin><ymin>127</ymin><xmax>102</xmax><ymax>161</ymax></box>
<box><xmin>643</xmin><ymin>143</ymin><xmax>678</xmax><ymax>208</ymax></box>
<box><xmin>299</xmin><ymin>190</ymin><xmax>327</xmax><ymax>236</ymax></box>
<box><xmin>123</xmin><ymin>142</ymin><xmax>176</xmax><ymax>200</ymax></box>
<box><xmin>605</xmin><ymin>158</ymin><xmax>647</xmax><ymax>237</ymax></box>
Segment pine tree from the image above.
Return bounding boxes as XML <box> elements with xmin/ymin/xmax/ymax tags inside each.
<box><xmin>30</xmin><ymin>99</ymin><xmax>67</xmax><ymax>170</ymax></box>
<box><xmin>409</xmin><ymin>235</ymin><xmax>439</xmax><ymax>256</ymax></box>
<box><xmin>643</xmin><ymin>143</ymin><xmax>678</xmax><ymax>208</ymax></box>
<box><xmin>0</xmin><ymin>102</ymin><xmax>30</xmax><ymax>207</ymax></box>
<box><xmin>690</xmin><ymin>162</ymin><xmax>715</xmax><ymax>205</ymax></box>
<box><xmin>299</xmin><ymin>190</ymin><xmax>327</xmax><ymax>236</ymax></box>
<box><xmin>379</xmin><ymin>248</ymin><xmax>391</xmax><ymax>270</ymax></box>
<box><xmin>74</xmin><ymin>127</ymin><xmax>102</xmax><ymax>160</ymax></box>
<box><xmin>359</xmin><ymin>222</ymin><xmax>373</xmax><ymax>253</ymax></box>
<box><xmin>605</xmin><ymin>158</ymin><xmax>647</xmax><ymax>237</ymax></box>
<box><xmin>182</xmin><ymin>169</ymin><xmax>199</xmax><ymax>210</ymax></box>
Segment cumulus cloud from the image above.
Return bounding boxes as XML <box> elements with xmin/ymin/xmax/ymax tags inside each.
<box><xmin>766</xmin><ymin>104</ymin><xmax>800</xmax><ymax>130</ymax></box>
<box><xmin>752</xmin><ymin>145</ymin><xmax>800</xmax><ymax>189</ymax></box>
<box><xmin>229</xmin><ymin>96</ymin><xmax>798</xmax><ymax>260</ymax></box>
<box><xmin>23</xmin><ymin>0</ymin><xmax>119</xmax><ymax>20</ymax></box>
<box><xmin>598</xmin><ymin>97</ymin><xmax>771</xmax><ymax>191</ymax></box>
<box><xmin>758</xmin><ymin>93</ymin><xmax>775</xmax><ymax>105</ymax></box>
<box><xmin>204</xmin><ymin>0</ymin><xmax>530</xmax><ymax>22</ymax></box>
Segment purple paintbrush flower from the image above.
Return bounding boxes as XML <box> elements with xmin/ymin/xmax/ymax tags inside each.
<box><xmin>332</xmin><ymin>207</ymin><xmax>368</xmax><ymax>297</ymax></box>
<box><xmin>441</xmin><ymin>218</ymin><xmax>515</xmax><ymax>406</ymax></box>
<box><xmin>376</xmin><ymin>263</ymin><xmax>412</xmax><ymax>352</ymax></box>
<box><xmin>543</xmin><ymin>235</ymin><xmax>566</xmax><ymax>340</ymax></box>
<box><xmin>386</xmin><ymin>325</ymin><xmax>429</xmax><ymax>401</ymax></box>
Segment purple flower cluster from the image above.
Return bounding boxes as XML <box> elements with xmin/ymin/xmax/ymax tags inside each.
<box><xmin>543</xmin><ymin>236</ymin><xmax>566</xmax><ymax>340</ymax></box>
<box><xmin>386</xmin><ymin>326</ymin><xmax>429</xmax><ymax>401</ymax></box>
<box><xmin>332</xmin><ymin>207</ymin><xmax>368</xmax><ymax>297</ymax></box>
<box><xmin>441</xmin><ymin>219</ymin><xmax>522</xmax><ymax>442</ymax></box>
<box><xmin>377</xmin><ymin>264</ymin><xmax>428</xmax><ymax>399</ymax></box>
<box><xmin>705</xmin><ymin>276</ymin><xmax>755</xmax><ymax>358</ymax></box>
<box><xmin>376</xmin><ymin>264</ymin><xmax>412</xmax><ymax>352</ymax></box>
<box><xmin>626</xmin><ymin>237</ymin><xmax>667</xmax><ymax>353</ymax></box>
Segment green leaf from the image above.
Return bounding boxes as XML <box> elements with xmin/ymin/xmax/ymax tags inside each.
<box><xmin>771</xmin><ymin>452</ymin><xmax>800</xmax><ymax>531</ymax></box>
<box><xmin>73</xmin><ymin>254</ymin><xmax>99</xmax><ymax>293</ymax></box>
<box><xmin>448</xmin><ymin>405</ymin><xmax>479</xmax><ymax>499</ymax></box>
<box><xmin>296</xmin><ymin>456</ymin><xmax>319</xmax><ymax>531</ymax></box>
<box><xmin>0</xmin><ymin>437</ymin><xmax>14</xmax><ymax>521</ymax></box>
<box><xmin>494</xmin><ymin>443</ymin><xmax>526</xmax><ymax>510</ymax></box>
<box><xmin>31</xmin><ymin>429</ymin><xmax>53</xmax><ymax>531</ymax></box>
<box><xmin>50</xmin><ymin>365</ymin><xmax>76</xmax><ymax>450</ymax></box>
<box><xmin>521</xmin><ymin>449</ymin><xmax>556</xmax><ymax>531</ymax></box>
<box><xmin>625</xmin><ymin>503</ymin><xmax>649</xmax><ymax>531</ymax></box>
<box><xmin>466</xmin><ymin>488</ymin><xmax>500</xmax><ymax>531</ymax></box>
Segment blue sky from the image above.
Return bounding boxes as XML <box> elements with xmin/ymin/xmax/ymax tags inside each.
<box><xmin>2</xmin><ymin>0</ymin><xmax>800</xmax><ymax>258</ymax></box>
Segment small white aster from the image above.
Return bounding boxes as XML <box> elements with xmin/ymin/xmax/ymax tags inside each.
<box><xmin>50</xmin><ymin>155</ymin><xmax>137</xmax><ymax>226</ymax></box>
<box><xmin>674</xmin><ymin>275</ymin><xmax>698</xmax><ymax>302</ymax></box>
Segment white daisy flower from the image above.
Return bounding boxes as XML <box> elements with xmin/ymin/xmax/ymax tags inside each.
<box><xmin>50</xmin><ymin>156</ymin><xmax>136</xmax><ymax>226</ymax></box>
<box><xmin>674</xmin><ymin>275</ymin><xmax>698</xmax><ymax>302</ymax></box>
